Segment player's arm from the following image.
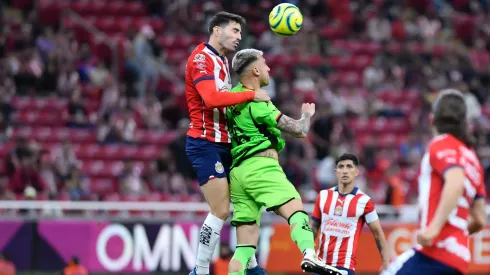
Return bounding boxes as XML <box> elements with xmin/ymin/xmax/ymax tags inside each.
<box><xmin>195</xmin><ymin>80</ymin><xmax>255</xmax><ymax>108</ymax></box>
<box><xmin>426</xmin><ymin>166</ymin><xmax>465</xmax><ymax>235</ymax></box>
<box><xmin>468</xmin><ymin>198</ymin><xmax>486</xmax><ymax>234</ymax></box>
<box><xmin>190</xmin><ymin>55</ymin><xmax>267</xmax><ymax>108</ymax></box>
<box><xmin>310</xmin><ymin>193</ymin><xmax>322</xmax><ymax>239</ymax></box>
<box><xmin>276</xmin><ymin>103</ymin><xmax>315</xmax><ymax>138</ymax></box>
<box><xmin>364</xmin><ymin>200</ymin><xmax>389</xmax><ymax>269</ymax></box>
<box><xmin>276</xmin><ymin>113</ymin><xmax>310</xmax><ymax>138</ymax></box>
<box><xmin>367</xmin><ymin>220</ymin><xmax>389</xmax><ymax>268</ymax></box>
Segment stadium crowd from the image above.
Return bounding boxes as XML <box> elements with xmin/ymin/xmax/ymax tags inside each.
<box><xmin>0</xmin><ymin>0</ymin><xmax>489</xmax><ymax>213</ymax></box>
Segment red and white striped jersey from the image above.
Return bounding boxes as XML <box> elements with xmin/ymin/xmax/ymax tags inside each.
<box><xmin>312</xmin><ymin>186</ymin><xmax>379</xmax><ymax>271</ymax></box>
<box><xmin>416</xmin><ymin>134</ymin><xmax>486</xmax><ymax>274</ymax></box>
<box><xmin>185</xmin><ymin>43</ymin><xmax>238</xmax><ymax>143</ymax></box>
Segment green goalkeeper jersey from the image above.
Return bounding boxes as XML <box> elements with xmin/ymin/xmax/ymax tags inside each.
<box><xmin>226</xmin><ymin>83</ymin><xmax>286</xmax><ymax>168</ymax></box>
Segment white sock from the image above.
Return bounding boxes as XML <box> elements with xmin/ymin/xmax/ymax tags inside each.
<box><xmin>195</xmin><ymin>214</ymin><xmax>225</xmax><ymax>275</ymax></box>
<box><xmin>303</xmin><ymin>248</ymin><xmax>316</xmax><ymax>259</ymax></box>
<box><xmin>247</xmin><ymin>254</ymin><xmax>258</xmax><ymax>269</ymax></box>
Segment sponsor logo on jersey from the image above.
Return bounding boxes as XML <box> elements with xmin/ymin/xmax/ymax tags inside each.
<box><xmin>194</xmin><ymin>53</ymin><xmax>206</xmax><ymax>63</ymax></box>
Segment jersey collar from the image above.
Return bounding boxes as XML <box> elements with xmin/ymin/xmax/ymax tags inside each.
<box><xmin>204</xmin><ymin>43</ymin><xmax>225</xmax><ymax>60</ymax></box>
<box><xmin>335</xmin><ymin>186</ymin><xmax>358</xmax><ymax>197</ymax></box>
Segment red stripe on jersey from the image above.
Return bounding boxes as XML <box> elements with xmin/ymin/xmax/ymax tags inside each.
<box><xmin>336</xmin><ymin>237</ymin><xmax>350</xmax><ymax>267</ymax></box>
<box><xmin>350</xmin><ymin>217</ymin><xmax>365</xmax><ymax>270</ymax></box>
<box><xmin>323</xmin><ymin>190</ymin><xmax>334</xmax><ymax>214</ymax></box>
<box><xmin>326</xmin><ymin>236</ymin><xmax>337</xmax><ymax>265</ymax></box>
<box><xmin>347</xmin><ymin>194</ymin><xmax>361</xmax><ymax>217</ymax></box>
<box><xmin>318</xmin><ymin>233</ymin><xmax>326</xmax><ymax>261</ymax></box>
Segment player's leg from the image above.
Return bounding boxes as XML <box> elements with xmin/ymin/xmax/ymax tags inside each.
<box><xmin>228</xmin><ymin>168</ymin><xmax>262</xmax><ymax>275</ymax></box>
<box><xmin>241</xmin><ymin>157</ymin><xmax>342</xmax><ymax>275</ymax></box>
<box><xmin>186</xmin><ymin>138</ymin><xmax>231</xmax><ymax>275</ymax></box>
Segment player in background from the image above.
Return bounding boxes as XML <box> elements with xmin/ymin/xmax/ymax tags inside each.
<box><xmin>311</xmin><ymin>153</ymin><xmax>389</xmax><ymax>275</ymax></box>
<box><xmin>185</xmin><ymin>12</ymin><xmax>270</xmax><ymax>275</ymax></box>
<box><xmin>226</xmin><ymin>48</ymin><xmax>342</xmax><ymax>275</ymax></box>
<box><xmin>382</xmin><ymin>89</ymin><xmax>487</xmax><ymax>275</ymax></box>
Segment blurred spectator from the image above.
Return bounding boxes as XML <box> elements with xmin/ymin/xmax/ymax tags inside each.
<box><xmin>118</xmin><ymin>160</ymin><xmax>148</xmax><ymax>196</ymax></box>
<box><xmin>36</xmin><ymin>27</ymin><xmax>56</xmax><ymax>63</ymax></box>
<box><xmin>138</xmin><ymin>95</ymin><xmax>164</xmax><ymax>130</ymax></box>
<box><xmin>367</xmin><ymin>13</ymin><xmax>392</xmax><ymax>42</ymax></box>
<box><xmin>0</xmin><ymin>113</ymin><xmax>12</xmax><ymax>144</ymax></box>
<box><xmin>0</xmin><ymin>66</ymin><xmax>16</xmax><ymax>98</ymax></box>
<box><xmin>66</xmin><ymin>91</ymin><xmax>90</xmax><ymax>128</ymax></box>
<box><xmin>0</xmin><ymin>178</ymin><xmax>15</xmax><ymax>200</ymax></box>
<box><xmin>88</xmin><ymin>60</ymin><xmax>110</xmax><ymax>88</ymax></box>
<box><xmin>383</xmin><ymin>165</ymin><xmax>407</xmax><ymax>209</ymax></box>
<box><xmin>96</xmin><ymin>114</ymin><xmax>119</xmax><ymax>144</ymax></box>
<box><xmin>57</xmin><ymin>62</ymin><xmax>79</xmax><ymax>97</ymax></box>
<box><xmin>311</xmin><ymin>105</ymin><xmax>334</xmax><ymax>159</ymax></box>
<box><xmin>63</xmin><ymin>256</ymin><xmax>87</xmax><ymax>275</ymax></box>
<box><xmin>363</xmin><ymin>56</ymin><xmax>386</xmax><ymax>90</ymax></box>
<box><xmin>211</xmin><ymin>244</ymin><xmax>232</xmax><ymax>275</ymax></box>
<box><xmin>37</xmin><ymin>54</ymin><xmax>58</xmax><ymax>95</ymax></box>
<box><xmin>52</xmin><ymin>140</ymin><xmax>79</xmax><ymax>180</ymax></box>
<box><xmin>39</xmin><ymin>154</ymin><xmax>57</xmax><ymax>196</ymax></box>
<box><xmin>115</xmin><ymin>109</ymin><xmax>137</xmax><ymax>144</ymax></box>
<box><xmin>64</xmin><ymin>167</ymin><xmax>90</xmax><ymax>201</ymax></box>
<box><xmin>399</xmin><ymin>133</ymin><xmax>425</xmax><ymax>166</ymax></box>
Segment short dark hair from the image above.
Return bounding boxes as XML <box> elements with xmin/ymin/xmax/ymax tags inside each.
<box><xmin>433</xmin><ymin>89</ymin><xmax>475</xmax><ymax>147</ymax></box>
<box><xmin>335</xmin><ymin>153</ymin><xmax>359</xmax><ymax>166</ymax></box>
<box><xmin>208</xmin><ymin>11</ymin><xmax>246</xmax><ymax>34</ymax></box>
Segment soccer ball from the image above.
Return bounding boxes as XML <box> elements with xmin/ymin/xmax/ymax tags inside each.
<box><xmin>269</xmin><ymin>3</ymin><xmax>303</xmax><ymax>36</ymax></box>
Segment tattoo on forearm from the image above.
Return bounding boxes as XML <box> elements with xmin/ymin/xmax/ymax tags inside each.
<box><xmin>277</xmin><ymin>113</ymin><xmax>311</xmax><ymax>137</ymax></box>
<box><xmin>374</xmin><ymin>235</ymin><xmax>387</xmax><ymax>261</ymax></box>
<box><xmin>299</xmin><ymin>112</ymin><xmax>311</xmax><ymax>134</ymax></box>
<box><xmin>311</xmin><ymin>220</ymin><xmax>320</xmax><ymax>239</ymax></box>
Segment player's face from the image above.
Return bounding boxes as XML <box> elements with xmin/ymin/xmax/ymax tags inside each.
<box><xmin>256</xmin><ymin>56</ymin><xmax>270</xmax><ymax>86</ymax></box>
<box><xmin>335</xmin><ymin>160</ymin><xmax>359</xmax><ymax>185</ymax></box>
<box><xmin>219</xmin><ymin>21</ymin><xmax>242</xmax><ymax>53</ymax></box>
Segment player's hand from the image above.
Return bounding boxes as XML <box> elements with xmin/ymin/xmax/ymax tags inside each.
<box><xmin>253</xmin><ymin>89</ymin><xmax>271</xmax><ymax>102</ymax></box>
<box><xmin>301</xmin><ymin>103</ymin><xmax>315</xmax><ymax>117</ymax></box>
<box><xmin>416</xmin><ymin>228</ymin><xmax>438</xmax><ymax>247</ymax></box>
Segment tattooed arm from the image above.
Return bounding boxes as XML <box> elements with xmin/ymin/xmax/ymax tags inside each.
<box><xmin>310</xmin><ymin>218</ymin><xmax>321</xmax><ymax>239</ymax></box>
<box><xmin>367</xmin><ymin>220</ymin><xmax>390</xmax><ymax>271</ymax></box>
<box><xmin>276</xmin><ymin>112</ymin><xmax>312</xmax><ymax>138</ymax></box>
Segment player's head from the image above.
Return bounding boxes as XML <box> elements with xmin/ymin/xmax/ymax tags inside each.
<box><xmin>232</xmin><ymin>49</ymin><xmax>270</xmax><ymax>86</ymax></box>
<box><xmin>431</xmin><ymin>88</ymin><xmax>475</xmax><ymax>147</ymax></box>
<box><xmin>335</xmin><ymin>153</ymin><xmax>360</xmax><ymax>185</ymax></box>
<box><xmin>208</xmin><ymin>12</ymin><xmax>246</xmax><ymax>53</ymax></box>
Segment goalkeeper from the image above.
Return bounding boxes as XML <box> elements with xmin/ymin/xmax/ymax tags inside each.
<box><xmin>226</xmin><ymin>49</ymin><xmax>342</xmax><ymax>275</ymax></box>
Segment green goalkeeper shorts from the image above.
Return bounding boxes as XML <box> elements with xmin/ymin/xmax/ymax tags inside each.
<box><xmin>229</xmin><ymin>156</ymin><xmax>301</xmax><ymax>226</ymax></box>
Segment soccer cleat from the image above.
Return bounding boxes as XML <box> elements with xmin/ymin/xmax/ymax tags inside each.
<box><xmin>300</xmin><ymin>255</ymin><xmax>343</xmax><ymax>275</ymax></box>
<box><xmin>189</xmin><ymin>267</ymin><xmax>209</xmax><ymax>275</ymax></box>
<box><xmin>246</xmin><ymin>266</ymin><xmax>268</xmax><ymax>275</ymax></box>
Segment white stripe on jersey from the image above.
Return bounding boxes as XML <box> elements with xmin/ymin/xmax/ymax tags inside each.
<box><xmin>418</xmin><ymin>153</ymin><xmax>431</xmax><ymax>230</ymax></box>
<box><xmin>331</xmin><ymin>237</ymin><xmax>343</xmax><ymax>266</ymax></box>
<box><xmin>213</xmin><ymin>108</ymin><xmax>221</xmax><ymax>142</ymax></box>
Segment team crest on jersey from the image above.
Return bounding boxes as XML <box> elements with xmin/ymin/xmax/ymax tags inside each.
<box><xmin>215</xmin><ymin>161</ymin><xmax>224</xmax><ymax>174</ymax></box>
<box><xmin>218</xmin><ymin>86</ymin><xmax>230</xmax><ymax>92</ymax></box>
<box><xmin>334</xmin><ymin>205</ymin><xmax>343</xmax><ymax>216</ymax></box>
<box><xmin>194</xmin><ymin>53</ymin><xmax>206</xmax><ymax>63</ymax></box>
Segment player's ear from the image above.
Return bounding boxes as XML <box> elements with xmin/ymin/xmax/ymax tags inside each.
<box><xmin>213</xmin><ymin>26</ymin><xmax>220</xmax><ymax>36</ymax></box>
<box><xmin>252</xmin><ymin>67</ymin><xmax>260</xmax><ymax>77</ymax></box>
<box><xmin>428</xmin><ymin>113</ymin><xmax>434</xmax><ymax>125</ymax></box>
<box><xmin>355</xmin><ymin>167</ymin><xmax>360</xmax><ymax>177</ymax></box>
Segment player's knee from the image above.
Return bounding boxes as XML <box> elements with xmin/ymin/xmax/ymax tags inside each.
<box><xmin>228</xmin><ymin>259</ymin><xmax>243</xmax><ymax>273</ymax></box>
<box><xmin>210</xmin><ymin>202</ymin><xmax>230</xmax><ymax>220</ymax></box>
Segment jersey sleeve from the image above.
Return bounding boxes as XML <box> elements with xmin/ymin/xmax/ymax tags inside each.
<box><xmin>311</xmin><ymin>194</ymin><xmax>322</xmax><ymax>222</ymax></box>
<box><xmin>363</xmin><ymin>199</ymin><xmax>379</xmax><ymax>224</ymax></box>
<box><xmin>189</xmin><ymin>53</ymin><xmax>255</xmax><ymax>108</ymax></box>
<box><xmin>249</xmin><ymin>102</ymin><xmax>282</xmax><ymax>127</ymax></box>
<box><xmin>189</xmin><ymin>53</ymin><xmax>215</xmax><ymax>84</ymax></box>
<box><xmin>429</xmin><ymin>140</ymin><xmax>461</xmax><ymax>176</ymax></box>
<box><xmin>475</xmin><ymin>175</ymin><xmax>487</xmax><ymax>200</ymax></box>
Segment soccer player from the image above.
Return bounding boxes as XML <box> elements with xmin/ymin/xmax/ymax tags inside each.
<box><xmin>226</xmin><ymin>48</ymin><xmax>341</xmax><ymax>275</ymax></box>
<box><xmin>382</xmin><ymin>89</ymin><xmax>487</xmax><ymax>275</ymax></box>
<box><xmin>311</xmin><ymin>153</ymin><xmax>390</xmax><ymax>275</ymax></box>
<box><xmin>185</xmin><ymin>12</ymin><xmax>270</xmax><ymax>275</ymax></box>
